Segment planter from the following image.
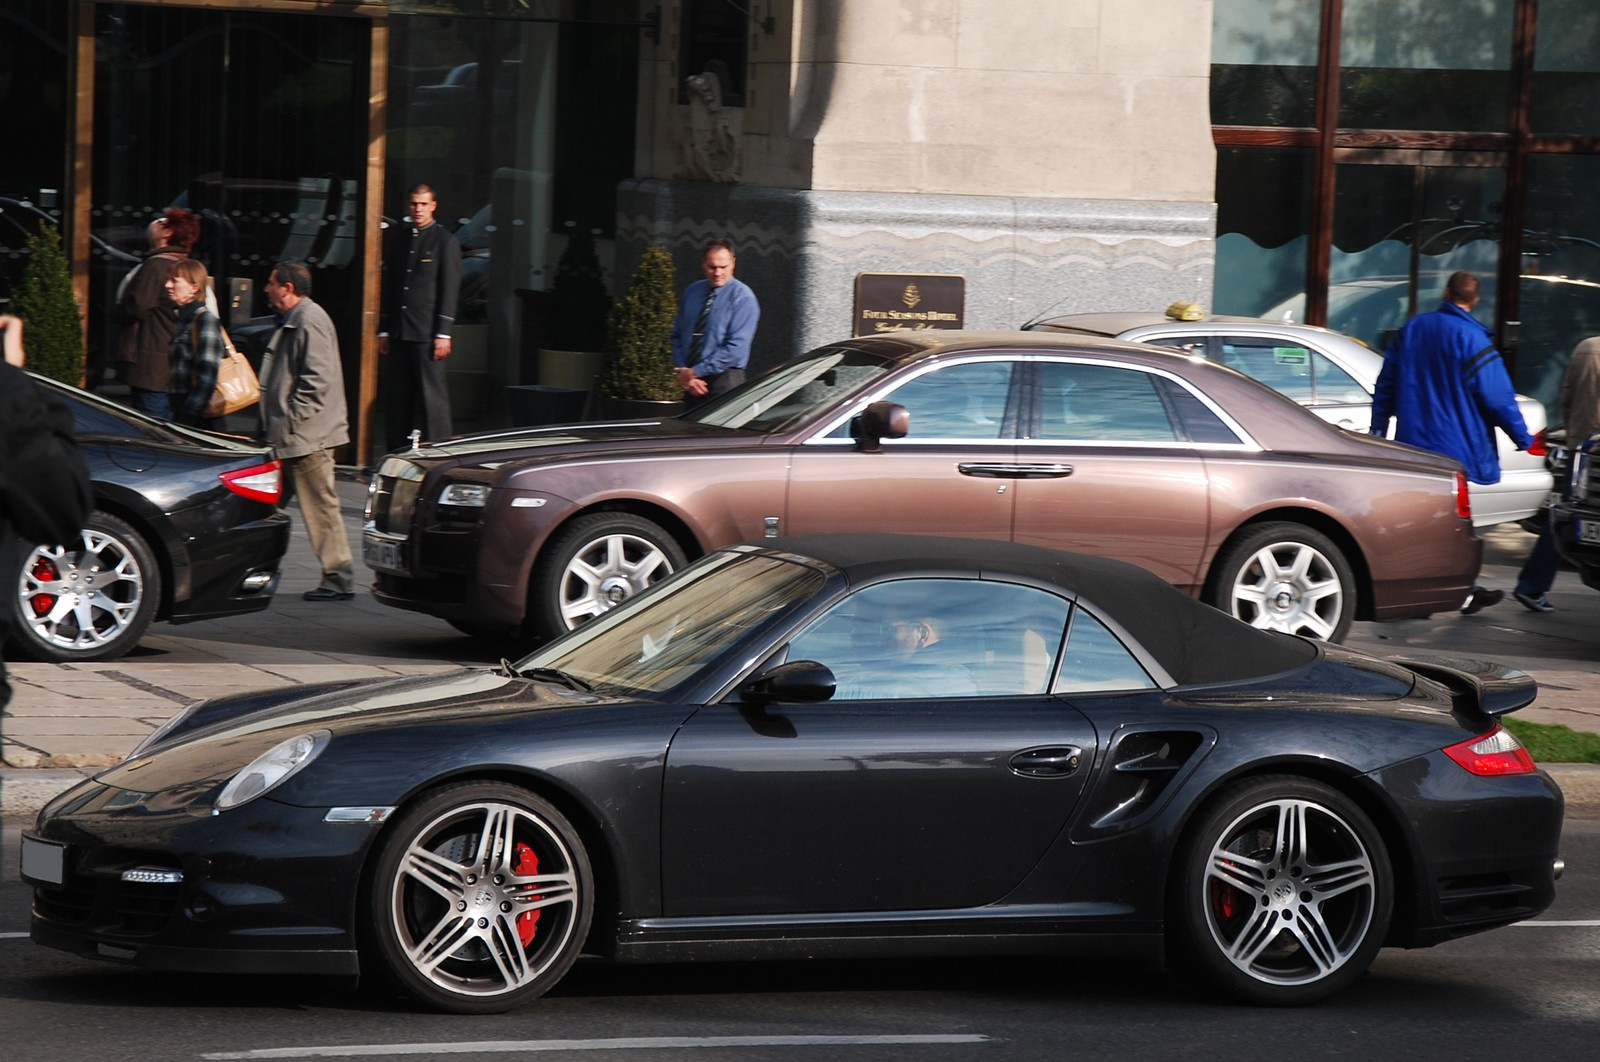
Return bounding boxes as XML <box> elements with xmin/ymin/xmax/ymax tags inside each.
<box><xmin>507</xmin><ymin>385</ymin><xmax>589</xmax><ymax>426</ymax></box>
<box><xmin>595</xmin><ymin>395</ymin><xmax>684</xmax><ymax>420</ymax></box>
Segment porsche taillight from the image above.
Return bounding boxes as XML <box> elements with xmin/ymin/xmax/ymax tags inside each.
<box><xmin>1454</xmin><ymin>471</ymin><xmax>1472</xmax><ymax>520</ymax></box>
<box><xmin>221</xmin><ymin>460</ymin><xmax>283</xmax><ymax>505</ymax></box>
<box><xmin>1444</xmin><ymin>725</ymin><xmax>1536</xmax><ymax>776</ymax></box>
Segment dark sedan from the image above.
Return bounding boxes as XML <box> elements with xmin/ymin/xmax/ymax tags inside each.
<box><xmin>23</xmin><ymin>536</ymin><xmax>1563</xmax><ymax>1010</ymax></box>
<box><xmin>365</xmin><ymin>331</ymin><xmax>1483</xmax><ymax>645</ymax></box>
<box><xmin>4</xmin><ymin>375</ymin><xmax>290</xmax><ymax>662</ymax></box>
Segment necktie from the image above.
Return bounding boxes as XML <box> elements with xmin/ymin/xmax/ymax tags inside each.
<box><xmin>687</xmin><ymin>288</ymin><xmax>717</xmax><ymax>367</ymax></box>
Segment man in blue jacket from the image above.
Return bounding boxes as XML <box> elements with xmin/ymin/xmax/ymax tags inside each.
<box><xmin>671</xmin><ymin>239</ymin><xmax>760</xmax><ymax>407</ymax></box>
<box><xmin>1371</xmin><ymin>271</ymin><xmax>1535</xmax><ymax>614</ymax></box>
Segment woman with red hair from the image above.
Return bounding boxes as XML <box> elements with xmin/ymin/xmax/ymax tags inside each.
<box><xmin>117</xmin><ymin>206</ymin><xmax>200</xmax><ymax>419</ymax></box>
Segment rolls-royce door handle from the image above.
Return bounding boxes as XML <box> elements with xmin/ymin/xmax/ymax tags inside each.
<box><xmin>1009</xmin><ymin>745</ymin><xmax>1084</xmax><ymax>777</ymax></box>
<box><xmin>957</xmin><ymin>463</ymin><xmax>1074</xmax><ymax>479</ymax></box>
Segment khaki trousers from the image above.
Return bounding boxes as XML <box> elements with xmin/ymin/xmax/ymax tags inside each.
<box><xmin>284</xmin><ymin>448</ymin><xmax>354</xmax><ymax>593</ymax></box>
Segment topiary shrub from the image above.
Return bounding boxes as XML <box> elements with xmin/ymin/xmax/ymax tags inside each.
<box><xmin>597</xmin><ymin>245</ymin><xmax>680</xmax><ymax>402</ymax></box>
<box><xmin>543</xmin><ymin>224</ymin><xmax>612</xmax><ymax>351</ymax></box>
<box><xmin>12</xmin><ymin>226</ymin><xmax>85</xmax><ymax>386</ymax></box>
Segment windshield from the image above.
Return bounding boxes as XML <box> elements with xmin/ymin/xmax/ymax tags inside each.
<box><xmin>516</xmin><ymin>548</ymin><xmax>829</xmax><ymax>695</ymax></box>
<box><xmin>683</xmin><ymin>344</ymin><xmax>899</xmax><ymax>434</ymax></box>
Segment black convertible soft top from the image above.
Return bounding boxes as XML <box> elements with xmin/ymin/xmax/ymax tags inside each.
<box><xmin>762</xmin><ymin>534</ymin><xmax>1319</xmax><ymax>688</ymax></box>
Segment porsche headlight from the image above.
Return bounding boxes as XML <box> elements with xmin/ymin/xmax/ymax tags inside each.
<box><xmin>214</xmin><ymin>730</ymin><xmax>331</xmax><ymax>813</ymax></box>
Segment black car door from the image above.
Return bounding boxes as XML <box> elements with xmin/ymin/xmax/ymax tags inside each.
<box><xmin>658</xmin><ymin>576</ymin><xmax>1098</xmax><ymax>918</ymax></box>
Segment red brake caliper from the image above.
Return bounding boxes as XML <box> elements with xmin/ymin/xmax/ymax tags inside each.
<box><xmin>28</xmin><ymin>557</ymin><xmax>59</xmax><ymax>617</ymax></box>
<box><xmin>513</xmin><ymin>841</ymin><xmax>541</xmax><ymax>946</ymax></box>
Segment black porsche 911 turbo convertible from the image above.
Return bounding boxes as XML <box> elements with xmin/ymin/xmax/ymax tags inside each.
<box><xmin>23</xmin><ymin>535</ymin><xmax>1563</xmax><ymax>1010</ymax></box>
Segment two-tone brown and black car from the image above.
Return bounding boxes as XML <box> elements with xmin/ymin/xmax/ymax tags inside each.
<box><xmin>364</xmin><ymin>331</ymin><xmax>1485</xmax><ymax>644</ymax></box>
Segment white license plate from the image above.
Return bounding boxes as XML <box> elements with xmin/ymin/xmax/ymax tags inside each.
<box><xmin>363</xmin><ymin>537</ymin><xmax>405</xmax><ymax>573</ymax></box>
<box><xmin>20</xmin><ymin>835</ymin><xmax>65</xmax><ymax>886</ymax></box>
<box><xmin>1580</xmin><ymin>520</ymin><xmax>1600</xmax><ymax>545</ymax></box>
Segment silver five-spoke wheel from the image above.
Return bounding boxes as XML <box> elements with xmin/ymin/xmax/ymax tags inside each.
<box><xmin>368</xmin><ymin>782</ymin><xmax>593</xmax><ymax>1013</ymax></box>
<box><xmin>532</xmin><ymin>513</ymin><xmax>686</xmax><ymax>642</ymax></box>
<box><xmin>1208</xmin><ymin>522</ymin><xmax>1355</xmax><ymax>642</ymax></box>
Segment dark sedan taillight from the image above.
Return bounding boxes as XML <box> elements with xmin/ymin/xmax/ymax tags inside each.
<box><xmin>220</xmin><ymin>460</ymin><xmax>283</xmax><ymax>505</ymax></box>
<box><xmin>1454</xmin><ymin>471</ymin><xmax>1472</xmax><ymax>521</ymax></box>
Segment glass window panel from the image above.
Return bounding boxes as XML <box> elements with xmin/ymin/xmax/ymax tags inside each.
<box><xmin>1035</xmin><ymin>363</ymin><xmax>1178</xmax><ymax>442</ymax></box>
<box><xmin>1217</xmin><ymin>337</ymin><xmax>1366</xmax><ymax>406</ymax></box>
<box><xmin>1516</xmin><ymin>156</ymin><xmax>1600</xmax><ymax>419</ymax></box>
<box><xmin>1338</xmin><ymin>0</ymin><xmax>1514</xmax><ymax>131</ymax></box>
<box><xmin>1053</xmin><ymin>608</ymin><xmax>1156</xmax><ymax>695</ymax></box>
<box><xmin>1531</xmin><ymin>0</ymin><xmax>1600</xmax><ymax>135</ymax></box>
<box><xmin>1209</xmin><ymin>0</ymin><xmax>1321</xmax><ymax>127</ymax></box>
<box><xmin>787</xmin><ymin>579</ymin><xmax>1071</xmax><ymax>700</ymax></box>
<box><xmin>1214</xmin><ymin>148</ymin><xmax>1313</xmax><ymax>317</ymax></box>
<box><xmin>1326</xmin><ymin>163</ymin><xmax>1503</xmax><ymax>350</ymax></box>
<box><xmin>882</xmin><ymin>361</ymin><xmax>1015</xmax><ymax>439</ymax></box>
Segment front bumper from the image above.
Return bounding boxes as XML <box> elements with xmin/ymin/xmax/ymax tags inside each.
<box><xmin>26</xmin><ymin>781</ymin><xmax>378</xmax><ymax>977</ymax></box>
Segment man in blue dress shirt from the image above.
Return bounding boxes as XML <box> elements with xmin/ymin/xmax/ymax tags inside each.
<box><xmin>670</xmin><ymin>239</ymin><xmax>760</xmax><ymax>407</ymax></box>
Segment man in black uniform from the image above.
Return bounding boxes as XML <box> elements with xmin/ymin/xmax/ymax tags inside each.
<box><xmin>379</xmin><ymin>183</ymin><xmax>461</xmax><ymax>450</ymax></box>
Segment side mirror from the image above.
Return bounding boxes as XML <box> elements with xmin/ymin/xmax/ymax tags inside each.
<box><xmin>740</xmin><ymin>660</ymin><xmax>837</xmax><ymax>704</ymax></box>
<box><xmin>852</xmin><ymin>401</ymin><xmax>910</xmax><ymax>453</ymax></box>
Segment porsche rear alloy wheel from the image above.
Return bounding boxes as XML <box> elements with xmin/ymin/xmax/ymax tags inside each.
<box><xmin>1175</xmin><ymin>776</ymin><xmax>1393</xmax><ymax>1005</ymax></box>
<box><xmin>367</xmin><ymin>782</ymin><xmax>593</xmax><ymax>1013</ymax></box>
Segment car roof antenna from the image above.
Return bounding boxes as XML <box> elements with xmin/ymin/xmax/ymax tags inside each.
<box><xmin>1018</xmin><ymin>293</ymin><xmax>1071</xmax><ymax>331</ymax></box>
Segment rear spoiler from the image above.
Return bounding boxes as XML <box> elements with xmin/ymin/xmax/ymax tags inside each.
<box><xmin>1390</xmin><ymin>654</ymin><xmax>1537</xmax><ymax>716</ymax></box>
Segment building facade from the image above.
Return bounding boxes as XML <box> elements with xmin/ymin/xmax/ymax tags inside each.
<box><xmin>2</xmin><ymin>1</ymin><xmax>1597</xmax><ymax>463</ymax></box>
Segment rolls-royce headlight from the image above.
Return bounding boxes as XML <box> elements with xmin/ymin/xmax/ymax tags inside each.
<box><xmin>215</xmin><ymin>730</ymin><xmax>331</xmax><ymax>813</ymax></box>
<box><xmin>439</xmin><ymin>483</ymin><xmax>490</xmax><ymax>507</ymax></box>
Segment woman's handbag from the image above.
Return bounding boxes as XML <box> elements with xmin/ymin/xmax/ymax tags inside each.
<box><xmin>205</xmin><ymin>327</ymin><xmax>261</xmax><ymax>418</ymax></box>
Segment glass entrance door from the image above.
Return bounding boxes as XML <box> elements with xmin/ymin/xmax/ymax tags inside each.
<box><xmin>1327</xmin><ymin>154</ymin><xmax>1506</xmax><ymax>351</ymax></box>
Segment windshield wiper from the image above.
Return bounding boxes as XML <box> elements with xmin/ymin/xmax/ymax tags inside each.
<box><xmin>518</xmin><ymin>665</ymin><xmax>595</xmax><ymax>693</ymax></box>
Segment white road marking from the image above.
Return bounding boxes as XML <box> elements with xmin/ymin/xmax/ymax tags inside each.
<box><xmin>1517</xmin><ymin>919</ymin><xmax>1600</xmax><ymax>926</ymax></box>
<box><xmin>0</xmin><ymin>932</ymin><xmax>30</xmax><ymax>939</ymax></box>
<box><xmin>202</xmin><ymin>1035</ymin><xmax>992</xmax><ymax>1059</ymax></box>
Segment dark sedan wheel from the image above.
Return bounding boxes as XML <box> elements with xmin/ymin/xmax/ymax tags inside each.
<box><xmin>367</xmin><ymin>782</ymin><xmax>593</xmax><ymax>1014</ymax></box>
<box><xmin>1174</xmin><ymin>776</ymin><xmax>1392</xmax><ymax>1005</ymax></box>
<box><xmin>530</xmin><ymin>513</ymin><xmax>686</xmax><ymax>641</ymax></box>
<box><xmin>1207</xmin><ymin>522</ymin><xmax>1355</xmax><ymax>642</ymax></box>
<box><xmin>7</xmin><ymin>511</ymin><xmax>161</xmax><ymax>663</ymax></box>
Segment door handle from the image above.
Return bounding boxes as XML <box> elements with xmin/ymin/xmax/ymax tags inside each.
<box><xmin>1009</xmin><ymin>745</ymin><xmax>1084</xmax><ymax>777</ymax></box>
<box><xmin>958</xmin><ymin>463</ymin><xmax>1073</xmax><ymax>479</ymax></box>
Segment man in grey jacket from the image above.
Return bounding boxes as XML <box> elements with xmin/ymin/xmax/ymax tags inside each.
<box><xmin>262</xmin><ymin>260</ymin><xmax>355</xmax><ymax>601</ymax></box>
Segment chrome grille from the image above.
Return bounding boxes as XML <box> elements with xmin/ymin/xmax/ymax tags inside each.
<box><xmin>366</xmin><ymin>458</ymin><xmax>426</xmax><ymax>535</ymax></box>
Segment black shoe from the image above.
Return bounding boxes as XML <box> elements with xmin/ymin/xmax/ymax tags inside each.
<box><xmin>303</xmin><ymin>587</ymin><xmax>354</xmax><ymax>602</ymax></box>
<box><xmin>1513</xmin><ymin>590</ymin><xmax>1555</xmax><ymax>613</ymax></box>
<box><xmin>1460</xmin><ymin>587</ymin><xmax>1504</xmax><ymax>615</ymax></box>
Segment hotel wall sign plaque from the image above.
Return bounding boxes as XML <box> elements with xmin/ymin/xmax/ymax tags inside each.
<box><xmin>853</xmin><ymin>274</ymin><xmax>965</xmax><ymax>336</ymax></box>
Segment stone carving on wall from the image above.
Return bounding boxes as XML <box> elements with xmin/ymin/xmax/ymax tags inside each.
<box><xmin>680</xmin><ymin>67</ymin><xmax>742</xmax><ymax>183</ymax></box>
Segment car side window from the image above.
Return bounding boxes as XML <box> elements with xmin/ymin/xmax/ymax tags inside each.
<box><xmin>1052</xmin><ymin>606</ymin><xmax>1157</xmax><ymax>694</ymax></box>
<box><xmin>1216</xmin><ymin>337</ymin><xmax>1366</xmax><ymax>407</ymax></box>
<box><xmin>1035</xmin><ymin>361</ymin><xmax>1178</xmax><ymax>442</ymax></box>
<box><xmin>786</xmin><ymin>578</ymin><xmax>1070</xmax><ymax>700</ymax></box>
<box><xmin>876</xmin><ymin>360</ymin><xmax>1017</xmax><ymax>439</ymax></box>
